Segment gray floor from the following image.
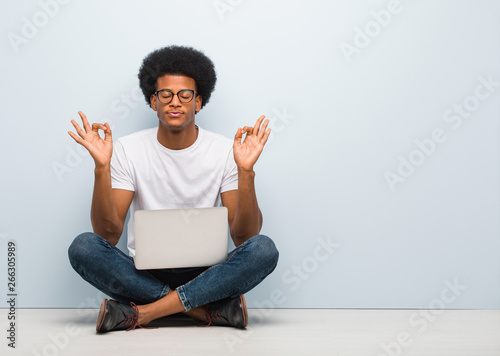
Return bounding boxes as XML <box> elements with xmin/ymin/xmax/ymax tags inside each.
<box><xmin>2</xmin><ymin>308</ymin><xmax>500</xmax><ymax>355</ymax></box>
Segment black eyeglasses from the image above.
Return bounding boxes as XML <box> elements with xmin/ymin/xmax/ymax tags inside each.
<box><xmin>154</xmin><ymin>89</ymin><xmax>197</xmax><ymax>104</ymax></box>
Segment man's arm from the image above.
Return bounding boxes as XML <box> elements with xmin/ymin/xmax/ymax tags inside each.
<box><xmin>91</xmin><ymin>167</ymin><xmax>133</xmax><ymax>245</ymax></box>
<box><xmin>69</xmin><ymin>111</ymin><xmax>133</xmax><ymax>245</ymax></box>
<box><xmin>221</xmin><ymin>173</ymin><xmax>261</xmax><ymax>247</ymax></box>
<box><xmin>221</xmin><ymin>115</ymin><xmax>270</xmax><ymax>247</ymax></box>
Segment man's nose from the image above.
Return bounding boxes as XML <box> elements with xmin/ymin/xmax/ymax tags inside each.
<box><xmin>169</xmin><ymin>94</ymin><xmax>182</xmax><ymax>106</ymax></box>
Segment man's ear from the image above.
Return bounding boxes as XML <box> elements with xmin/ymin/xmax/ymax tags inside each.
<box><xmin>195</xmin><ymin>95</ymin><xmax>202</xmax><ymax>113</ymax></box>
<box><xmin>150</xmin><ymin>94</ymin><xmax>157</xmax><ymax>111</ymax></box>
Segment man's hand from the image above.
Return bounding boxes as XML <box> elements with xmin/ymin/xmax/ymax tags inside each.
<box><xmin>68</xmin><ymin>111</ymin><xmax>113</xmax><ymax>168</ymax></box>
<box><xmin>233</xmin><ymin>115</ymin><xmax>271</xmax><ymax>172</ymax></box>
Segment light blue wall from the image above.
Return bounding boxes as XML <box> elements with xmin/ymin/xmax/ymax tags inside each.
<box><xmin>1</xmin><ymin>0</ymin><xmax>499</xmax><ymax>309</ymax></box>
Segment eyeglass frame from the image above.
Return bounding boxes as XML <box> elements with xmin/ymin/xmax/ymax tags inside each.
<box><xmin>154</xmin><ymin>89</ymin><xmax>198</xmax><ymax>104</ymax></box>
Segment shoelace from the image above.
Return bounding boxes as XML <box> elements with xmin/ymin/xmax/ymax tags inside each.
<box><xmin>198</xmin><ymin>307</ymin><xmax>223</xmax><ymax>327</ymax></box>
<box><xmin>125</xmin><ymin>302</ymin><xmax>158</xmax><ymax>331</ymax></box>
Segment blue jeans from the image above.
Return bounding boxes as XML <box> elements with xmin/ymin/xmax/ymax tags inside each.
<box><xmin>68</xmin><ymin>232</ymin><xmax>279</xmax><ymax>311</ymax></box>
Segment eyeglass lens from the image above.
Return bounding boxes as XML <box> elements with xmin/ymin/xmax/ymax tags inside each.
<box><xmin>157</xmin><ymin>90</ymin><xmax>194</xmax><ymax>104</ymax></box>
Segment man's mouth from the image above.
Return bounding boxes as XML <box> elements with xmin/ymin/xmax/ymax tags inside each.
<box><xmin>167</xmin><ymin>112</ymin><xmax>183</xmax><ymax>118</ymax></box>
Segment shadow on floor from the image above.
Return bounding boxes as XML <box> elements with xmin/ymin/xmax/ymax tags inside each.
<box><xmin>145</xmin><ymin>313</ymin><xmax>201</xmax><ymax>328</ymax></box>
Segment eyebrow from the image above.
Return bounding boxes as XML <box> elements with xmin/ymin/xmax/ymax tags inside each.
<box><xmin>157</xmin><ymin>88</ymin><xmax>195</xmax><ymax>92</ymax></box>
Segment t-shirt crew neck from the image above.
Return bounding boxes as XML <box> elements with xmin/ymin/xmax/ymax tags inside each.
<box><xmin>154</xmin><ymin>125</ymin><xmax>202</xmax><ymax>155</ymax></box>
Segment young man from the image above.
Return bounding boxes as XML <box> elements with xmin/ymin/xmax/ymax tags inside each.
<box><xmin>67</xmin><ymin>45</ymin><xmax>279</xmax><ymax>333</ymax></box>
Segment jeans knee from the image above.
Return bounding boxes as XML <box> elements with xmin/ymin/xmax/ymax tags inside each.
<box><xmin>251</xmin><ymin>234</ymin><xmax>279</xmax><ymax>272</ymax></box>
<box><xmin>68</xmin><ymin>232</ymin><xmax>100</xmax><ymax>268</ymax></box>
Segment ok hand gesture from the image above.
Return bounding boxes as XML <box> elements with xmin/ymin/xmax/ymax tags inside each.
<box><xmin>68</xmin><ymin>111</ymin><xmax>113</xmax><ymax>168</ymax></box>
<box><xmin>233</xmin><ymin>115</ymin><xmax>271</xmax><ymax>172</ymax></box>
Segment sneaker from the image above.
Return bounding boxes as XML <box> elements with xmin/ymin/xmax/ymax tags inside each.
<box><xmin>96</xmin><ymin>298</ymin><xmax>147</xmax><ymax>333</ymax></box>
<box><xmin>204</xmin><ymin>295</ymin><xmax>248</xmax><ymax>329</ymax></box>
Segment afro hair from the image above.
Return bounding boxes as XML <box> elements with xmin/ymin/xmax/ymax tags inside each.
<box><xmin>138</xmin><ymin>45</ymin><xmax>217</xmax><ymax>111</ymax></box>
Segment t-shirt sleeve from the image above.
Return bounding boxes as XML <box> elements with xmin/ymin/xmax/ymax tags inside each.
<box><xmin>220</xmin><ymin>148</ymin><xmax>238</xmax><ymax>193</ymax></box>
<box><xmin>110</xmin><ymin>140</ymin><xmax>135</xmax><ymax>191</ymax></box>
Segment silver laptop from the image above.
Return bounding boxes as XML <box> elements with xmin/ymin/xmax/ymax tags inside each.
<box><xmin>134</xmin><ymin>207</ymin><xmax>228</xmax><ymax>270</ymax></box>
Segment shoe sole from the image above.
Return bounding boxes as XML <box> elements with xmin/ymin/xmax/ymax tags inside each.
<box><xmin>96</xmin><ymin>298</ymin><xmax>108</xmax><ymax>333</ymax></box>
<box><xmin>240</xmin><ymin>295</ymin><xmax>248</xmax><ymax>328</ymax></box>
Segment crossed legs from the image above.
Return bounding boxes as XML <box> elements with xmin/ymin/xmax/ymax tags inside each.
<box><xmin>68</xmin><ymin>232</ymin><xmax>279</xmax><ymax>327</ymax></box>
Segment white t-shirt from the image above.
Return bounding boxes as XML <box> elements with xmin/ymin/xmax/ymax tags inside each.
<box><xmin>110</xmin><ymin>125</ymin><xmax>238</xmax><ymax>257</ymax></box>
